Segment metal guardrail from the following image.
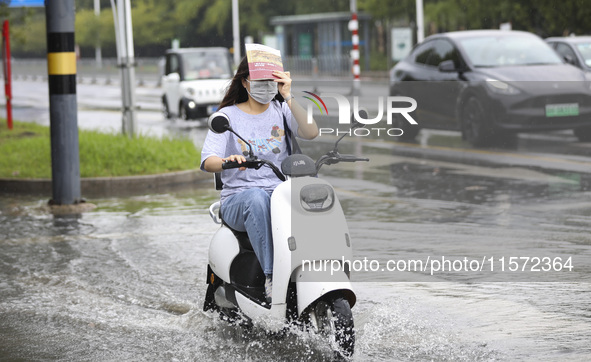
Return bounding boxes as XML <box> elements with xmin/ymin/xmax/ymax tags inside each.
<box><xmin>283</xmin><ymin>55</ymin><xmax>353</xmax><ymax>77</ymax></box>
<box><xmin>1</xmin><ymin>55</ymin><xmax>354</xmax><ymax>86</ymax></box>
<box><xmin>2</xmin><ymin>57</ymin><xmax>163</xmax><ymax>87</ymax></box>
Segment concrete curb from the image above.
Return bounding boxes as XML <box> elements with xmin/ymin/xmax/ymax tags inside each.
<box><xmin>0</xmin><ymin>169</ymin><xmax>213</xmax><ymax>198</ymax></box>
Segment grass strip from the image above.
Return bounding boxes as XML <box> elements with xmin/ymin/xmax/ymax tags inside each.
<box><xmin>0</xmin><ymin>121</ymin><xmax>200</xmax><ymax>178</ymax></box>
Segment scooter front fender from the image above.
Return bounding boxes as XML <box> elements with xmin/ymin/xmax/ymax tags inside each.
<box><xmin>292</xmin><ymin>266</ymin><xmax>356</xmax><ymax>317</ymax></box>
<box><xmin>208</xmin><ymin>226</ymin><xmax>239</xmax><ymax>282</ymax></box>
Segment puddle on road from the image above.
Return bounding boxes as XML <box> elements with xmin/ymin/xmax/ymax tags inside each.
<box><xmin>1</xmin><ymin>138</ymin><xmax>590</xmax><ymax>361</ymax></box>
<box><xmin>307</xmin><ymin>138</ymin><xmax>591</xmax><ymax>226</ymax></box>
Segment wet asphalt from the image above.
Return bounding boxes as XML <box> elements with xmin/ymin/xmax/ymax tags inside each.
<box><xmin>1</xmin><ymin>78</ymin><xmax>590</xmax><ymax>360</ymax></box>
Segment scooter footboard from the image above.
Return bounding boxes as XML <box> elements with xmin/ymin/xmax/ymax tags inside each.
<box><xmin>292</xmin><ymin>265</ymin><xmax>356</xmax><ymax>317</ymax></box>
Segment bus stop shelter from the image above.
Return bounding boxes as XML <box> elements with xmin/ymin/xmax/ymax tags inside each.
<box><xmin>270</xmin><ymin>12</ymin><xmax>371</xmax><ymax>76</ymax></box>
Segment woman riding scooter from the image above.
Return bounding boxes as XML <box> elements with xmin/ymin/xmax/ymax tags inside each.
<box><xmin>200</xmin><ymin>54</ymin><xmax>318</xmax><ymax>303</ymax></box>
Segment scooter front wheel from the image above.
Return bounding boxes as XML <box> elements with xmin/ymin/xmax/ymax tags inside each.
<box><xmin>311</xmin><ymin>296</ymin><xmax>355</xmax><ymax>359</ymax></box>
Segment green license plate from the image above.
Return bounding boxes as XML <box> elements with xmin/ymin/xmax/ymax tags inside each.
<box><xmin>545</xmin><ymin>103</ymin><xmax>579</xmax><ymax>117</ymax></box>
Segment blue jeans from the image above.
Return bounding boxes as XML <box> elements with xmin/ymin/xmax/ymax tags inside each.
<box><xmin>221</xmin><ymin>188</ymin><xmax>273</xmax><ymax>275</ymax></box>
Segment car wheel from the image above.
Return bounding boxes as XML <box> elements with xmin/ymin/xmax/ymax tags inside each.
<box><xmin>391</xmin><ymin>113</ymin><xmax>420</xmax><ymax>141</ymax></box>
<box><xmin>573</xmin><ymin>126</ymin><xmax>591</xmax><ymax>142</ymax></box>
<box><xmin>162</xmin><ymin>96</ymin><xmax>171</xmax><ymax>119</ymax></box>
<box><xmin>179</xmin><ymin>103</ymin><xmax>190</xmax><ymax>121</ymax></box>
<box><xmin>462</xmin><ymin>97</ymin><xmax>491</xmax><ymax>147</ymax></box>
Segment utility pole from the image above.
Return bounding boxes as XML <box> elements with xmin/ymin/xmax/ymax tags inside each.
<box><xmin>45</xmin><ymin>0</ymin><xmax>81</xmax><ymax>206</ymax></box>
<box><xmin>2</xmin><ymin>21</ymin><xmax>13</xmax><ymax>130</ymax></box>
<box><xmin>232</xmin><ymin>0</ymin><xmax>241</xmax><ymax>66</ymax></box>
<box><xmin>111</xmin><ymin>0</ymin><xmax>137</xmax><ymax>137</ymax></box>
<box><xmin>416</xmin><ymin>0</ymin><xmax>425</xmax><ymax>43</ymax></box>
<box><xmin>94</xmin><ymin>0</ymin><xmax>102</xmax><ymax>69</ymax></box>
<box><xmin>349</xmin><ymin>0</ymin><xmax>360</xmax><ymax>96</ymax></box>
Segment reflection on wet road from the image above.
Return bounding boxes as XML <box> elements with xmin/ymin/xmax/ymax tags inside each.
<box><xmin>2</xmin><ymin>135</ymin><xmax>591</xmax><ymax>360</ymax></box>
<box><xmin>2</xmin><ymin>79</ymin><xmax>591</xmax><ymax>360</ymax></box>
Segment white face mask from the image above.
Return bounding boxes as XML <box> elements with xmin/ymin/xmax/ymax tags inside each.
<box><xmin>246</xmin><ymin>79</ymin><xmax>277</xmax><ymax>104</ymax></box>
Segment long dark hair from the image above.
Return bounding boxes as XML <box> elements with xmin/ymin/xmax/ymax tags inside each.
<box><xmin>218</xmin><ymin>56</ymin><xmax>284</xmax><ymax>109</ymax></box>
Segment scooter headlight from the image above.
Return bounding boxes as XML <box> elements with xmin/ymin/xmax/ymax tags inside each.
<box><xmin>300</xmin><ymin>184</ymin><xmax>334</xmax><ymax>212</ymax></box>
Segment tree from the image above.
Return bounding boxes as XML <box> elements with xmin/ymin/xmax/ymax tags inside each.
<box><xmin>6</xmin><ymin>6</ymin><xmax>45</xmax><ymax>57</ymax></box>
<box><xmin>421</xmin><ymin>0</ymin><xmax>591</xmax><ymax>37</ymax></box>
<box><xmin>0</xmin><ymin>0</ymin><xmax>8</xmax><ymax>17</ymax></box>
<box><xmin>75</xmin><ymin>8</ymin><xmax>115</xmax><ymax>52</ymax></box>
<box><xmin>172</xmin><ymin>0</ymin><xmax>293</xmax><ymax>45</ymax></box>
<box><xmin>359</xmin><ymin>0</ymin><xmax>416</xmax><ymax>23</ymax></box>
<box><xmin>130</xmin><ymin>0</ymin><xmax>175</xmax><ymax>49</ymax></box>
<box><xmin>293</xmin><ymin>0</ymin><xmax>349</xmax><ymax>14</ymax></box>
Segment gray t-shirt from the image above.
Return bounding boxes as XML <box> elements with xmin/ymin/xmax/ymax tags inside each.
<box><xmin>200</xmin><ymin>100</ymin><xmax>299</xmax><ymax>203</ymax></box>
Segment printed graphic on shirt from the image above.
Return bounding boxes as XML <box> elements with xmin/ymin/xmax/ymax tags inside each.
<box><xmin>237</xmin><ymin>125</ymin><xmax>285</xmax><ymax>155</ymax></box>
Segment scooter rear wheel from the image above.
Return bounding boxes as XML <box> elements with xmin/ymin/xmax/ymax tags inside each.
<box><xmin>312</xmin><ymin>296</ymin><xmax>355</xmax><ymax>359</ymax></box>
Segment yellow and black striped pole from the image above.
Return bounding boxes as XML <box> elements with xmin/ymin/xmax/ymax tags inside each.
<box><xmin>45</xmin><ymin>0</ymin><xmax>81</xmax><ymax>205</ymax></box>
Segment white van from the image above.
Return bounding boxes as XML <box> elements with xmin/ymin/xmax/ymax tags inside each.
<box><xmin>161</xmin><ymin>47</ymin><xmax>233</xmax><ymax>120</ymax></box>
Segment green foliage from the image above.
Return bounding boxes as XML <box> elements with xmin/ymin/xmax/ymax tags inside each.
<box><xmin>359</xmin><ymin>0</ymin><xmax>416</xmax><ymax>22</ymax></box>
<box><xmin>173</xmin><ymin>0</ymin><xmax>227</xmax><ymax>36</ymax></box>
<box><xmin>420</xmin><ymin>0</ymin><xmax>591</xmax><ymax>37</ymax></box>
<box><xmin>131</xmin><ymin>1</ymin><xmax>176</xmax><ymax>47</ymax></box>
<box><xmin>358</xmin><ymin>49</ymin><xmax>389</xmax><ymax>71</ymax></box>
<box><xmin>75</xmin><ymin>8</ymin><xmax>115</xmax><ymax>48</ymax></box>
<box><xmin>293</xmin><ymin>0</ymin><xmax>349</xmax><ymax>15</ymax></box>
<box><xmin>534</xmin><ymin>0</ymin><xmax>591</xmax><ymax>36</ymax></box>
<box><xmin>0</xmin><ymin>121</ymin><xmax>51</xmax><ymax>178</ymax></box>
<box><xmin>0</xmin><ymin>121</ymin><xmax>200</xmax><ymax>179</ymax></box>
<box><xmin>5</xmin><ymin>0</ymin><xmax>591</xmax><ymax>58</ymax></box>
<box><xmin>77</xmin><ymin>129</ymin><xmax>199</xmax><ymax>177</ymax></box>
<box><xmin>6</xmin><ymin>7</ymin><xmax>46</xmax><ymax>57</ymax></box>
<box><xmin>358</xmin><ymin>0</ymin><xmax>591</xmax><ymax>37</ymax></box>
<box><xmin>172</xmin><ymin>0</ymin><xmax>293</xmax><ymax>44</ymax></box>
<box><xmin>0</xmin><ymin>0</ymin><xmax>9</xmax><ymax>18</ymax></box>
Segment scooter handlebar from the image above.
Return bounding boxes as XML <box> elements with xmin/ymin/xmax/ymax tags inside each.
<box><xmin>339</xmin><ymin>154</ymin><xmax>370</xmax><ymax>163</ymax></box>
<box><xmin>316</xmin><ymin>154</ymin><xmax>370</xmax><ymax>169</ymax></box>
<box><xmin>222</xmin><ymin>160</ymin><xmax>261</xmax><ymax>170</ymax></box>
<box><xmin>222</xmin><ymin>159</ymin><xmax>286</xmax><ymax>181</ymax></box>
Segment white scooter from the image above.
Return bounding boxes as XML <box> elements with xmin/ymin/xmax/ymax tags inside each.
<box><xmin>203</xmin><ymin>111</ymin><xmax>368</xmax><ymax>358</ymax></box>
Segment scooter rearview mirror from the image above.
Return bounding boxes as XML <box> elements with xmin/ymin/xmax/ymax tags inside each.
<box><xmin>208</xmin><ymin>111</ymin><xmax>255</xmax><ymax>158</ymax></box>
<box><xmin>352</xmin><ymin>108</ymin><xmax>368</xmax><ymax>129</ymax></box>
<box><xmin>208</xmin><ymin>112</ymin><xmax>230</xmax><ymax>134</ymax></box>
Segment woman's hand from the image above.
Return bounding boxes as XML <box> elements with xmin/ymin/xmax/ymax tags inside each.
<box><xmin>222</xmin><ymin>154</ymin><xmax>247</xmax><ymax>171</ymax></box>
<box><xmin>223</xmin><ymin>154</ymin><xmax>246</xmax><ymax>163</ymax></box>
<box><xmin>273</xmin><ymin>71</ymin><xmax>292</xmax><ymax>100</ymax></box>
<box><xmin>204</xmin><ymin>155</ymin><xmax>247</xmax><ymax>172</ymax></box>
<box><xmin>272</xmin><ymin>70</ymin><xmax>319</xmax><ymax>140</ymax></box>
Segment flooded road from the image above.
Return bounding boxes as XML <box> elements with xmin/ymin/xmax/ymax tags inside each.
<box><xmin>2</xmin><ymin>137</ymin><xmax>591</xmax><ymax>360</ymax></box>
<box><xmin>2</xmin><ymin>79</ymin><xmax>591</xmax><ymax>360</ymax></box>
